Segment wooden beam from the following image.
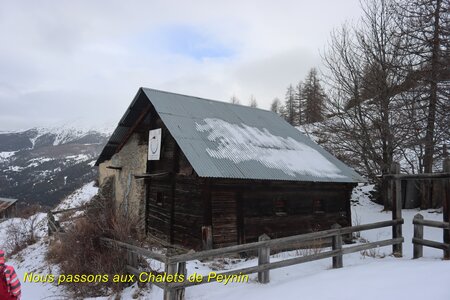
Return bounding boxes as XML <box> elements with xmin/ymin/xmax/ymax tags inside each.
<box><xmin>134</xmin><ymin>172</ymin><xmax>171</xmax><ymax>179</ymax></box>
<box><xmin>391</xmin><ymin>162</ymin><xmax>403</xmax><ymax>257</ymax></box>
<box><xmin>164</xmin><ymin>261</ymin><xmax>178</xmax><ymax>300</ymax></box>
<box><xmin>125</xmin><ymin>265</ymin><xmax>165</xmax><ymax>289</ymax></box>
<box><xmin>201</xmin><ymin>226</ymin><xmax>213</xmax><ymax>250</ymax></box>
<box><xmin>99</xmin><ymin>237</ymin><xmax>167</xmax><ymax>263</ymax></box>
<box><xmin>115</xmin><ymin>106</ymin><xmax>151</xmax><ymax>154</ymax></box>
<box><xmin>413</xmin><ymin>214</ymin><xmax>424</xmax><ymax>259</ymax></box>
<box><xmin>413</xmin><ymin>218</ymin><xmax>450</xmax><ymax>229</ymax></box>
<box><xmin>106</xmin><ymin>166</ymin><xmax>122</xmax><ymax>170</ymax></box>
<box><xmin>383</xmin><ymin>173</ymin><xmax>450</xmax><ymax>179</ymax></box>
<box><xmin>167</xmin><ymin>219</ymin><xmax>403</xmax><ymax>263</ymax></box>
<box><xmin>166</xmin><ymin>237</ymin><xmax>404</xmax><ymax>289</ymax></box>
<box><xmin>331</xmin><ymin>223</ymin><xmax>343</xmax><ymax>268</ymax></box>
<box><xmin>412</xmin><ymin>238</ymin><xmax>450</xmax><ymax>251</ymax></box>
<box><xmin>257</xmin><ymin>234</ymin><xmax>270</xmax><ymax>283</ymax></box>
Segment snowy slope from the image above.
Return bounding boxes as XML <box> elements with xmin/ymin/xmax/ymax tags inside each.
<box><xmin>0</xmin><ymin>182</ymin><xmax>99</xmax><ymax>299</ymax></box>
<box><xmin>1</xmin><ymin>184</ymin><xmax>449</xmax><ymax>300</ymax></box>
<box><xmin>54</xmin><ymin>181</ymin><xmax>98</xmax><ymax>211</ymax></box>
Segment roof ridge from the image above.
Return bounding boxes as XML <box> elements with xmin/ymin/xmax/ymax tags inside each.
<box><xmin>141</xmin><ymin>87</ymin><xmax>272</xmax><ymax>113</ymax></box>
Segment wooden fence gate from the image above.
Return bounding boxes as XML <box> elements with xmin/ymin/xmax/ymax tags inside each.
<box><xmin>384</xmin><ymin>158</ymin><xmax>450</xmax><ymax>259</ymax></box>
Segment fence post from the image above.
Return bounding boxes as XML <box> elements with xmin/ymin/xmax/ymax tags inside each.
<box><xmin>391</xmin><ymin>162</ymin><xmax>403</xmax><ymax>257</ymax></box>
<box><xmin>258</xmin><ymin>234</ymin><xmax>270</xmax><ymax>284</ymax></box>
<box><xmin>176</xmin><ymin>262</ymin><xmax>186</xmax><ymax>300</ymax></box>
<box><xmin>126</xmin><ymin>249</ymin><xmax>138</xmax><ymax>269</ymax></box>
<box><xmin>331</xmin><ymin>223</ymin><xmax>343</xmax><ymax>268</ymax></box>
<box><xmin>413</xmin><ymin>213</ymin><xmax>424</xmax><ymax>259</ymax></box>
<box><xmin>443</xmin><ymin>158</ymin><xmax>450</xmax><ymax>260</ymax></box>
<box><xmin>47</xmin><ymin>212</ymin><xmax>55</xmax><ymax>236</ymax></box>
<box><xmin>202</xmin><ymin>225</ymin><xmax>213</xmax><ymax>250</ymax></box>
<box><xmin>47</xmin><ymin>212</ymin><xmax>62</xmax><ymax>236</ymax></box>
<box><xmin>164</xmin><ymin>261</ymin><xmax>177</xmax><ymax>300</ymax></box>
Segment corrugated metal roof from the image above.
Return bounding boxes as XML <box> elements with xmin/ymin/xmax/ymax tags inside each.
<box><xmin>97</xmin><ymin>87</ymin><xmax>364</xmax><ymax>183</ymax></box>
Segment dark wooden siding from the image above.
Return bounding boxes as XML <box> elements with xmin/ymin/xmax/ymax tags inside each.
<box><xmin>208</xmin><ymin>180</ymin><xmax>354</xmax><ymax>246</ymax></box>
<box><xmin>242</xmin><ymin>189</ymin><xmax>351</xmax><ymax>242</ymax></box>
<box><xmin>144</xmin><ymin>112</ymin><xmax>205</xmax><ymax>249</ymax></box>
<box><xmin>147</xmin><ymin>174</ymin><xmax>354</xmax><ymax>249</ymax></box>
<box><xmin>146</xmin><ymin>180</ymin><xmax>172</xmax><ymax>241</ymax></box>
<box><xmin>172</xmin><ymin>178</ymin><xmax>203</xmax><ymax>249</ymax></box>
<box><xmin>147</xmin><ymin>119</ymin><xmax>178</xmax><ymax>174</ymax></box>
<box><xmin>211</xmin><ymin>191</ymin><xmax>238</xmax><ymax>248</ymax></box>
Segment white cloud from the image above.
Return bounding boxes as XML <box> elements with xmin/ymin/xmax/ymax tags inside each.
<box><xmin>0</xmin><ymin>0</ymin><xmax>362</xmax><ymax>130</ymax></box>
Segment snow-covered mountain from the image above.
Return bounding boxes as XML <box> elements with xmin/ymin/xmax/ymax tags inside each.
<box><xmin>0</xmin><ymin>126</ymin><xmax>111</xmax><ymax>207</ymax></box>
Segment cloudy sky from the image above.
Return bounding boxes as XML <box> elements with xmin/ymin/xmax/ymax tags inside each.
<box><xmin>0</xmin><ymin>0</ymin><xmax>363</xmax><ymax>131</ymax></box>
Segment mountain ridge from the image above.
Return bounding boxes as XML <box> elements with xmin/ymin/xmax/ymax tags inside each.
<box><xmin>0</xmin><ymin>126</ymin><xmax>111</xmax><ymax>208</ymax></box>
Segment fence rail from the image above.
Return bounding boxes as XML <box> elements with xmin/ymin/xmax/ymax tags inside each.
<box><xmin>384</xmin><ymin>158</ymin><xmax>450</xmax><ymax>260</ymax></box>
<box><xmin>383</xmin><ymin>173</ymin><xmax>450</xmax><ymax>180</ymax></box>
<box><xmin>47</xmin><ymin>205</ymin><xmax>89</xmax><ymax>236</ymax></box>
<box><xmin>100</xmin><ymin>218</ymin><xmax>403</xmax><ymax>300</ymax></box>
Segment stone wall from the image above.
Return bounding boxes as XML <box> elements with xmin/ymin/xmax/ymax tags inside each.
<box><xmin>98</xmin><ymin>133</ymin><xmax>147</xmax><ymax>229</ymax></box>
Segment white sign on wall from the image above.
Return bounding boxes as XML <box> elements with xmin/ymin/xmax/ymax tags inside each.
<box><xmin>148</xmin><ymin>128</ymin><xmax>162</xmax><ymax>160</ymax></box>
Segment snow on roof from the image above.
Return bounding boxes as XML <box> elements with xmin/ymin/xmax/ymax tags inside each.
<box><xmin>196</xmin><ymin>118</ymin><xmax>346</xmax><ymax>178</ymax></box>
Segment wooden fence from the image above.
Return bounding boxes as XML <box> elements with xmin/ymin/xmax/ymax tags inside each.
<box><xmin>100</xmin><ymin>218</ymin><xmax>404</xmax><ymax>300</ymax></box>
<box><xmin>385</xmin><ymin>158</ymin><xmax>450</xmax><ymax>260</ymax></box>
<box><xmin>383</xmin><ymin>159</ymin><xmax>450</xmax><ymax>210</ymax></box>
<box><xmin>47</xmin><ymin>205</ymin><xmax>89</xmax><ymax>236</ymax></box>
<box><xmin>412</xmin><ymin>213</ymin><xmax>450</xmax><ymax>259</ymax></box>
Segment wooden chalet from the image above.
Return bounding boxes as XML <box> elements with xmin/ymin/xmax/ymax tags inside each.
<box><xmin>0</xmin><ymin>197</ymin><xmax>17</xmax><ymax>220</ymax></box>
<box><xmin>95</xmin><ymin>88</ymin><xmax>364</xmax><ymax>250</ymax></box>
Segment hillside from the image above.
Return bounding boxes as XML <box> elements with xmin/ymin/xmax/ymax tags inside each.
<box><xmin>1</xmin><ymin>183</ymin><xmax>449</xmax><ymax>299</ymax></box>
<box><xmin>0</xmin><ymin>126</ymin><xmax>111</xmax><ymax>207</ymax></box>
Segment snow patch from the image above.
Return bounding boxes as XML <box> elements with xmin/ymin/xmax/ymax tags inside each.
<box><xmin>65</xmin><ymin>154</ymin><xmax>90</xmax><ymax>163</ymax></box>
<box><xmin>0</xmin><ymin>151</ymin><xmax>16</xmax><ymax>161</ymax></box>
<box><xmin>8</xmin><ymin>165</ymin><xmax>23</xmax><ymax>172</ymax></box>
<box><xmin>55</xmin><ymin>181</ymin><xmax>98</xmax><ymax>211</ymax></box>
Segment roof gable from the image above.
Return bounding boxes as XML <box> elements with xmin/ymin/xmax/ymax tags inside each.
<box><xmin>0</xmin><ymin>197</ymin><xmax>17</xmax><ymax>212</ymax></box>
<box><xmin>97</xmin><ymin>88</ymin><xmax>364</xmax><ymax>183</ymax></box>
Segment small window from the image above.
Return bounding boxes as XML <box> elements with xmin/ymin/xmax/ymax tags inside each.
<box><xmin>313</xmin><ymin>199</ymin><xmax>325</xmax><ymax>214</ymax></box>
<box><xmin>156</xmin><ymin>192</ymin><xmax>164</xmax><ymax>206</ymax></box>
<box><xmin>274</xmin><ymin>198</ymin><xmax>287</xmax><ymax>216</ymax></box>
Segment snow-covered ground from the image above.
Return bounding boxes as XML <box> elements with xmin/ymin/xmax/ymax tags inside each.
<box><xmin>54</xmin><ymin>181</ymin><xmax>98</xmax><ymax>211</ymax></box>
<box><xmin>1</xmin><ymin>184</ymin><xmax>449</xmax><ymax>300</ymax></box>
<box><xmin>0</xmin><ymin>182</ymin><xmax>99</xmax><ymax>299</ymax></box>
<box><xmin>0</xmin><ymin>213</ymin><xmax>47</xmax><ymax>250</ymax></box>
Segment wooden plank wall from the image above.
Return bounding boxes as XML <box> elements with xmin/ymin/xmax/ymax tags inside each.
<box><xmin>146</xmin><ymin>180</ymin><xmax>172</xmax><ymax>241</ymax></box>
<box><xmin>145</xmin><ymin>119</ymin><xmax>202</xmax><ymax>249</ymax></box>
<box><xmin>172</xmin><ymin>178</ymin><xmax>203</xmax><ymax>249</ymax></box>
<box><xmin>211</xmin><ymin>191</ymin><xmax>238</xmax><ymax>248</ymax></box>
<box><xmin>241</xmin><ymin>190</ymin><xmax>350</xmax><ymax>242</ymax></box>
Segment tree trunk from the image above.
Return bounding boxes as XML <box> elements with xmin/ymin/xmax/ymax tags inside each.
<box><xmin>423</xmin><ymin>0</ymin><xmax>442</xmax><ymax>174</ymax></box>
